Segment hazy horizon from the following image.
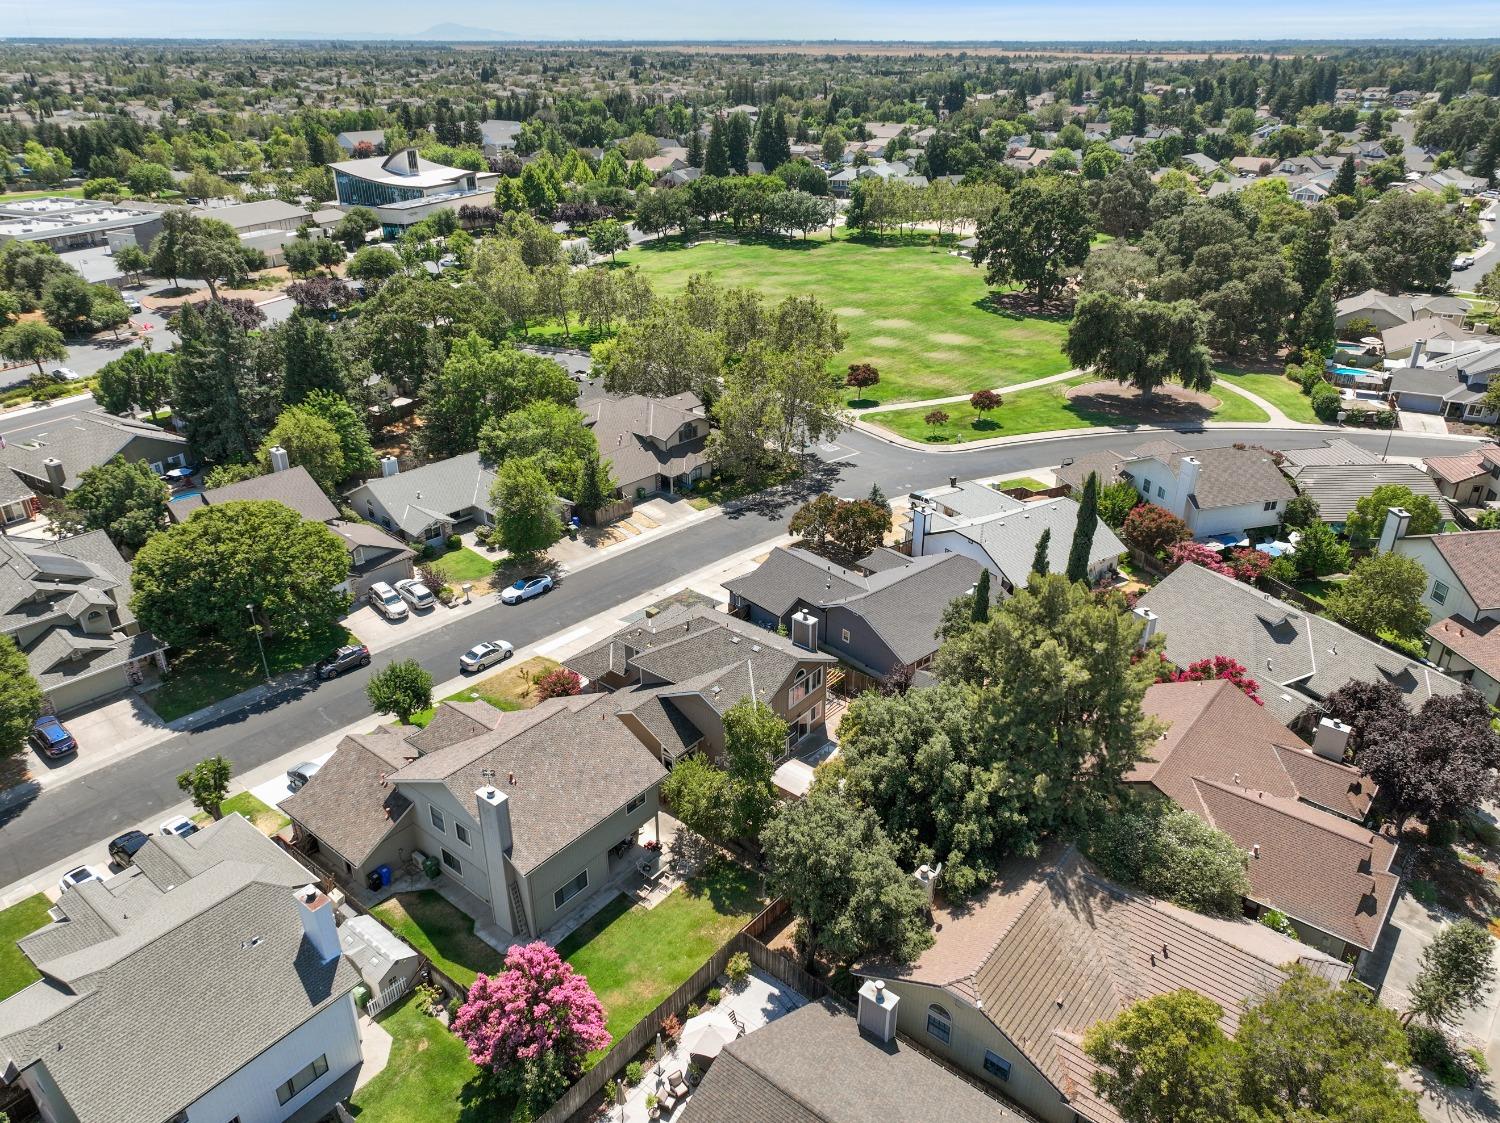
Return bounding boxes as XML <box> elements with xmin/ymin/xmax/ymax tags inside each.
<box><xmin>4</xmin><ymin>1</ymin><xmax>1500</xmax><ymax>46</ymax></box>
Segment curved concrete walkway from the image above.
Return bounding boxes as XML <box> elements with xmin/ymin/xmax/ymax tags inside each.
<box><xmin>855</xmin><ymin>367</ymin><xmax>1085</xmax><ymax>415</ymax></box>
<box><xmin>1211</xmin><ymin>375</ymin><xmax>1296</xmax><ymax>426</ymax></box>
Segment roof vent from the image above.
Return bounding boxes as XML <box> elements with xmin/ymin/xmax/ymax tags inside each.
<box><xmin>1252</xmin><ymin>844</ymin><xmax>1261</xmax><ymax>858</ymax></box>
<box><xmin>508</xmin><ymin>771</ymin><xmax>516</xmax><ymax>785</ymax></box>
<box><xmin>730</xmin><ymin>637</ymin><xmax>741</xmax><ymax>644</ymax></box>
<box><xmin>751</xmin><ymin>644</ymin><xmax>761</xmax><ymax>653</ymax></box>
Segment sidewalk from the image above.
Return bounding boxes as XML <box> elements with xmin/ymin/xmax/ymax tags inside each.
<box><xmin>855</xmin><ymin>367</ymin><xmax>1084</xmax><ymax>415</ymax></box>
<box><xmin>0</xmin><ymin>530</ymin><xmax>795</xmax><ymax>909</ymax></box>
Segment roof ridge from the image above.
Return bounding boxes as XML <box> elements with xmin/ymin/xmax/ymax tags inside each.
<box><xmin>961</xmin><ymin>846</ymin><xmax>1075</xmax><ymax>991</ymax></box>
<box><xmin>1191</xmin><ymin>777</ymin><xmax>1378</xmax><ymax>847</ymax></box>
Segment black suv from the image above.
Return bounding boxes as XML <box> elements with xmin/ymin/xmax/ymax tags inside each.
<box><xmin>315</xmin><ymin>643</ymin><xmax>371</xmax><ymax>681</ymax></box>
<box><xmin>108</xmin><ymin>830</ymin><xmax>151</xmax><ymax>868</ymax></box>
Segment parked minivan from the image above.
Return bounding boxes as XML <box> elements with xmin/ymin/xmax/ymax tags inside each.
<box><xmin>368</xmin><ymin>581</ymin><xmax>408</xmax><ymax>621</ymax></box>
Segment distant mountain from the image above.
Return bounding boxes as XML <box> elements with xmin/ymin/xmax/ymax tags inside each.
<box><xmin>411</xmin><ymin>22</ymin><xmax>517</xmax><ymax>40</ymax></box>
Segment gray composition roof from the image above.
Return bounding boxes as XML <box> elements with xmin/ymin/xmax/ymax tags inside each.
<box><xmin>580</xmin><ymin>391</ymin><xmax>709</xmax><ymax>486</ymax></box>
<box><xmin>928</xmin><ymin>497</ymin><xmax>1126</xmax><ymax>588</ymax></box>
<box><xmin>0</xmin><ymin>815</ymin><xmax>358</xmax><ymax>1123</ymax></box>
<box><xmin>680</xmin><ymin>1000</ymin><xmax>1021</xmax><ymax>1123</ymax></box>
<box><xmin>282</xmin><ymin>728</ymin><xmax>415</xmax><ymax>866</ymax></box>
<box><xmin>189</xmin><ymin>464</ymin><xmax>339</xmax><ymax>523</ymax></box>
<box><xmin>346</xmin><ymin>451</ymin><xmax>496</xmax><ymax>538</ymax></box>
<box><xmin>196</xmin><ymin>198</ymin><xmax>310</xmax><ymax>229</ymax></box>
<box><xmin>1126</xmin><ymin>445</ymin><xmax>1295</xmax><ymax>511</ymax></box>
<box><xmin>1136</xmin><ymin>562</ymin><xmax>1462</xmax><ymax>724</ymax></box>
<box><xmin>1284</xmin><ymin>461</ymin><xmax>1449</xmax><ymax>524</ymax></box>
<box><xmin>0</xmin><ymin>409</ymin><xmax>187</xmax><ymax>490</ymax></box>
<box><xmin>389</xmin><ymin>694</ymin><xmax>666</xmax><ymax>875</ymax></box>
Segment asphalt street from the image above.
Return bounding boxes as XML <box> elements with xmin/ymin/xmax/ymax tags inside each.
<box><xmin>0</xmin><ymin>423</ymin><xmax>1475</xmax><ymax>885</ymax></box>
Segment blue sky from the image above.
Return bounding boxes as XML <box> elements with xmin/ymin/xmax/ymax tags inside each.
<box><xmin>4</xmin><ymin>0</ymin><xmax>1500</xmax><ymax>43</ymax></box>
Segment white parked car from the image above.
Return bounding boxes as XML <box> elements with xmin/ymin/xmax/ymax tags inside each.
<box><xmin>286</xmin><ymin>761</ymin><xmax>322</xmax><ymax>792</ymax></box>
<box><xmin>460</xmin><ymin>640</ymin><xmax>513</xmax><ymax>673</ymax></box>
<box><xmin>48</xmin><ymin>366</ymin><xmax>81</xmax><ymax>382</ymax></box>
<box><xmin>1453</xmin><ymin>255</ymin><xmax>1477</xmax><ymax>270</ymax></box>
<box><xmin>124</xmin><ymin>296</ymin><xmax>143</xmax><ymax>313</ymax></box>
<box><xmin>394</xmin><ymin>578</ymin><xmax>436</xmax><ymax>610</ymax></box>
<box><xmin>501</xmin><ymin>574</ymin><xmax>554</xmax><ymax>605</ymax></box>
<box><xmin>159</xmin><ymin>815</ymin><xmax>199</xmax><ymax>839</ymax></box>
<box><xmin>58</xmin><ymin>865</ymin><xmax>105</xmax><ymax>893</ymax></box>
<box><xmin>368</xmin><ymin>581</ymin><xmax>408</xmax><ymax>621</ymax></box>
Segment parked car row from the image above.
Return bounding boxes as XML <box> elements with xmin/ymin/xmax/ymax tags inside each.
<box><xmin>368</xmin><ymin>579</ymin><xmax>437</xmax><ymax>621</ymax></box>
<box><xmin>61</xmin><ymin>814</ymin><xmax>203</xmax><ymax>892</ymax></box>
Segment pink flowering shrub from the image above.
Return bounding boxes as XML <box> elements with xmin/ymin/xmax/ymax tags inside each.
<box><xmin>1154</xmin><ymin>653</ymin><xmax>1264</xmax><ymax>705</ymax></box>
<box><xmin>453</xmin><ymin>941</ymin><xmax>611</xmax><ymax>1109</ymax></box>
<box><xmin>1165</xmin><ymin>540</ymin><xmax>1233</xmax><ymax>576</ymax></box>
<box><xmin>1226</xmin><ymin>546</ymin><xmax>1272</xmax><ymax>584</ymax></box>
<box><xmin>533</xmin><ymin>667</ymin><xmax>583</xmax><ymax>700</ymax></box>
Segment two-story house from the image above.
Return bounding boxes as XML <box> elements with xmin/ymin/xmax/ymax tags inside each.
<box><xmin>0</xmin><ymin>531</ymin><xmax>166</xmax><ymax>713</ymax></box>
<box><xmin>284</xmin><ymin>693</ymin><xmax>667</xmax><ymax>941</ymax></box>
<box><xmin>0</xmin><ymin>409</ymin><xmax>190</xmax><ymax>499</ymax></box>
<box><xmin>0</xmin><ymin>814</ymin><xmax>364</xmax><ymax>1123</ymax></box>
<box><xmin>1424</xmin><ymin>443</ymin><xmax>1500</xmax><ymax>507</ymax></box>
<box><xmin>565</xmin><ymin>603</ymin><xmax>838</xmax><ymax>759</ymax></box>
<box><xmin>578</xmin><ymin>389</ymin><xmax>711</xmax><ymax>500</ymax></box>
<box><xmin>723</xmin><ymin>546</ymin><xmax>987</xmax><ymax>691</ymax></box>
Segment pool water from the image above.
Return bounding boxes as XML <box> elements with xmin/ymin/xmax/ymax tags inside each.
<box><xmin>168</xmin><ymin>489</ymin><xmax>203</xmax><ymax>502</ymax></box>
<box><xmin>1329</xmin><ymin>365</ymin><xmax>1372</xmax><ymax>378</ymax></box>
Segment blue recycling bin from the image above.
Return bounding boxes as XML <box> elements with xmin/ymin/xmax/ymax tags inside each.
<box><xmin>377</xmin><ymin>864</ymin><xmax>393</xmax><ymax>887</ymax></box>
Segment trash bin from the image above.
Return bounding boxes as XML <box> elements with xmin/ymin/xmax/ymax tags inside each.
<box><xmin>422</xmin><ymin>854</ymin><xmax>441</xmax><ymax>879</ymax></box>
<box><xmin>377</xmin><ymin>864</ymin><xmax>393</xmax><ymax>887</ymax></box>
<box><xmin>353</xmin><ymin>984</ymin><xmax>370</xmax><ymax>1009</ymax></box>
<box><xmin>366</xmin><ymin>870</ymin><xmax>383</xmax><ymax>892</ymax></box>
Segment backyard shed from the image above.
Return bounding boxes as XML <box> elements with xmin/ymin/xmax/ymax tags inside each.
<box><xmin>339</xmin><ymin>914</ymin><xmax>421</xmax><ymax>995</ymax></box>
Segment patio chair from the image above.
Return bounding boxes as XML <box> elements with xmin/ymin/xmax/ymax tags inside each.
<box><xmin>667</xmin><ymin>1070</ymin><xmax>689</xmax><ymax>1099</ymax></box>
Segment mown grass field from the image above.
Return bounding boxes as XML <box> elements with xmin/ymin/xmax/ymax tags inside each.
<box><xmin>619</xmin><ymin>233</ymin><xmax>1072</xmax><ymax>407</ymax></box>
<box><xmin>1214</xmin><ymin>364</ymin><xmax>1320</xmax><ymax>424</ymax></box>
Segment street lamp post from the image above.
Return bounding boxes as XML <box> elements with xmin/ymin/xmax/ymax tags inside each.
<box><xmin>246</xmin><ymin>603</ymin><xmax>271</xmax><ymax>684</ymax></box>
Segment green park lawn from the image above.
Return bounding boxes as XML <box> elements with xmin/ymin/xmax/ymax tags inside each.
<box><xmin>0</xmin><ymin>895</ymin><xmax>55</xmax><ymax>1000</ymax></box>
<box><xmin>877</xmin><ymin>373</ymin><xmax>1270</xmax><ymax>443</ymax></box>
<box><xmin>557</xmin><ymin>860</ymin><xmax>763</xmax><ymax>1048</ymax></box>
<box><xmin>144</xmin><ymin>622</ymin><xmax>354</xmax><ymax>723</ymax></box>
<box><xmin>1214</xmin><ymin>365</ymin><xmax>1319</xmax><ymax>424</ymax></box>
<box><xmin>350</xmin><ymin>995</ymin><xmax>515</xmax><ymax>1123</ymax></box>
<box><xmin>0</xmin><ymin>186</ymin><xmax>86</xmax><ymax>203</ymax></box>
<box><xmin>619</xmin><ymin>232</ymin><xmax>1072</xmax><ymax>407</ymax></box>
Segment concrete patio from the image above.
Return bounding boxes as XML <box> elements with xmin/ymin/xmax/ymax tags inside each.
<box><xmin>606</xmin><ymin>967</ymin><xmax>808</xmax><ymax>1123</ymax></box>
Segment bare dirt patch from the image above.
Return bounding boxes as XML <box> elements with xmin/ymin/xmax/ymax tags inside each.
<box><xmin>866</xmin><ymin>336</ymin><xmax>903</xmax><ymax>348</ymax></box>
<box><xmin>873</xmin><ymin>317</ymin><xmax>914</xmax><ymax>329</ymax></box>
<box><xmin>1065</xmin><ymin>380</ymin><xmax>1221</xmax><ymax>421</ymax></box>
<box><xmin>923</xmin><ymin>350</ymin><xmax>960</xmax><ymax>360</ymax></box>
<box><xmin>832</xmin><ymin>306</ymin><xmax>867</xmax><ymax>317</ymax></box>
<box><xmin>928</xmin><ymin>331</ymin><xmax>977</xmax><ymax>345</ymax></box>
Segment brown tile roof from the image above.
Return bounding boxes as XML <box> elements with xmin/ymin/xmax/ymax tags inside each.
<box><xmin>861</xmin><ymin>846</ymin><xmax>1349</xmax><ymax>1121</ymax></box>
<box><xmin>281</xmin><ymin>729</ymin><xmax>415</xmax><ymax>866</ymax></box>
<box><xmin>1428</xmin><ymin>614</ymin><xmax>1500</xmax><ymax>679</ymax></box>
<box><xmin>1424</xmin><ymin>445</ymin><xmax>1500</xmax><ymax>486</ymax></box>
<box><xmin>1429</xmin><ymin>531</ymin><xmax>1500</xmax><ymax>612</ymax></box>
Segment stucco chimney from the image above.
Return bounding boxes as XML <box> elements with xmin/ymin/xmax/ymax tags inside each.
<box><xmin>1410</xmin><ymin>339</ymin><xmax>1426</xmax><ymax>367</ymax></box>
<box><xmin>268</xmin><ymin>445</ymin><xmax>290</xmax><ymax>473</ymax></box>
<box><xmin>42</xmin><ymin>457</ymin><xmax>65</xmax><ymax>493</ymax></box>
<box><xmin>379</xmin><ymin>455</ymin><xmax>400</xmax><ymax>478</ymax></box>
<box><xmin>1176</xmin><ymin>455</ymin><xmax>1202</xmax><ymax>504</ymax></box>
<box><xmin>1132</xmin><ymin>606</ymin><xmax>1159</xmax><ymax>647</ymax></box>
<box><xmin>1377</xmin><ymin>506</ymin><xmax>1411</xmax><ymax>554</ymax></box>
<box><xmin>476</xmin><ymin>786</ymin><xmax>519</xmax><ymax>936</ymax></box>
<box><xmin>294</xmin><ymin>885</ymin><xmax>340</xmax><ymax>964</ymax></box>
<box><xmin>857</xmin><ymin>979</ymin><xmax>900</xmax><ymax>1043</ymax></box>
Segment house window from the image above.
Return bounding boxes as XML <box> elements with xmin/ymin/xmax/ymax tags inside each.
<box><xmin>276</xmin><ymin>1054</ymin><xmax>329</xmax><ymax>1106</ymax></box>
<box><xmin>983</xmin><ymin>1051</ymin><xmax>1012</xmax><ymax>1082</ymax></box>
<box><xmin>455</xmin><ymin>822</ymin><xmax>471</xmax><ymax>847</ymax></box>
<box><xmin>1433</xmin><ymin>581</ymin><xmax>1449</xmax><ymax>605</ymax></box>
<box><xmin>554</xmin><ymin>868</ymin><xmax>589</xmax><ymax>909</ymax></box>
<box><xmin>841</xmin><ymin>628</ymin><xmax>851</xmax><ymax>643</ymax></box>
<box><xmin>441</xmin><ymin>849</ymin><xmax>461</xmax><ymax>874</ymax></box>
<box><xmin>1156</xmin><ymin>486</ymin><xmax>1166</xmax><ymax>499</ymax></box>
<box><xmin>1141</xmin><ymin>477</ymin><xmax>1152</xmax><ymax>494</ymax></box>
<box><xmin>1264</xmin><ymin>500</ymin><xmax>1278</xmax><ymax>512</ymax></box>
<box><xmin>789</xmin><ymin>667</ymin><xmax>824</xmax><ymax>706</ymax></box>
<box><xmin>926</xmin><ymin>1004</ymin><xmax>952</xmax><ymax>1045</ymax></box>
<box><xmin>429</xmin><ymin>805</ymin><xmax>446</xmax><ymax>834</ymax></box>
<box><xmin>626</xmin><ymin>793</ymin><xmax>646</xmax><ymax>813</ymax></box>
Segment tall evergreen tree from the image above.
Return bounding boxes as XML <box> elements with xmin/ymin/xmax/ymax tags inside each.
<box><xmin>1333</xmin><ymin>154</ymin><xmax>1358</xmax><ymax>196</ymax></box>
<box><xmin>704</xmin><ymin>118</ymin><xmax>730</xmax><ymax>177</ymax></box>
<box><xmin>971</xmin><ymin>568</ymin><xmax>991</xmax><ymax>624</ymax></box>
<box><xmin>277</xmin><ymin>313</ymin><xmax>348</xmax><ymax>405</ymax></box>
<box><xmin>1067</xmin><ymin>472</ymin><xmax>1100</xmax><ymax>584</ymax></box>
<box><xmin>726</xmin><ymin>112</ymin><xmax>752</xmax><ymax>175</ymax></box>
<box><xmin>686</xmin><ymin>128</ymin><xmax>705</xmax><ymax>169</ymax></box>
<box><xmin>172</xmin><ymin>300</ymin><xmax>276</xmax><ymax>463</ymax></box>
<box><xmin>1031</xmin><ymin>527</ymin><xmax>1052</xmax><ymax>578</ymax></box>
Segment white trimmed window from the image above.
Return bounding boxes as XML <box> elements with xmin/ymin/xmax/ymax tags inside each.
<box><xmin>926</xmin><ymin>1003</ymin><xmax>952</xmax><ymax>1045</ymax></box>
<box><xmin>429</xmin><ymin>805</ymin><xmax>445</xmax><ymax>833</ymax></box>
<box><xmin>276</xmin><ymin>1054</ymin><xmax>329</xmax><ymax>1106</ymax></box>
<box><xmin>554</xmin><ymin>869</ymin><xmax>589</xmax><ymax>909</ymax></box>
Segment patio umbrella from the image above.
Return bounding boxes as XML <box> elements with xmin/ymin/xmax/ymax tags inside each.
<box><xmin>679</xmin><ymin>1017</ymin><xmax>738</xmax><ymax>1063</ymax></box>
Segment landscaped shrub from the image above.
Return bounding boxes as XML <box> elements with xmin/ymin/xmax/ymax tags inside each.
<box><xmin>1259</xmin><ymin>908</ymin><xmax>1296</xmax><ymax>937</ymax></box>
<box><xmin>1310</xmin><ymin>382</ymin><xmax>1342</xmax><ymax>423</ymax></box>
<box><xmin>726</xmin><ymin>951</ymin><xmax>751</xmax><ymax>987</ymax></box>
<box><xmin>445</xmin><ymin>533</ymin><xmax>462</xmax><ymax>551</ymax></box>
<box><xmin>413</xmin><ymin>982</ymin><xmax>446</xmax><ymax>1017</ymax></box>
<box><xmin>418</xmin><ymin>542</ymin><xmax>436</xmax><ymax>560</ymax></box>
<box><xmin>624</xmin><ymin>1062</ymin><xmax>644</xmax><ymax>1087</ymax></box>
<box><xmin>474</xmin><ymin>525</ymin><xmax>491</xmax><ymax>545</ymax></box>
<box><xmin>685</xmin><ymin>1002</ymin><xmax>701</xmax><ymax>1018</ymax></box>
<box><xmin>660</xmin><ymin>1013</ymin><xmax>682</xmax><ymax>1043</ymax></box>
<box><xmin>706</xmin><ymin>987</ymin><xmax>722</xmax><ymax>1006</ymax></box>
<box><xmin>533</xmin><ymin>667</ymin><xmax>583</xmax><ymax>700</ymax></box>
<box><xmin>1122</xmin><ymin>503</ymin><xmax>1190</xmax><ymax>557</ymax></box>
<box><xmin>436</xmin><ymin>585</ymin><xmax>456</xmax><ymax>606</ymax></box>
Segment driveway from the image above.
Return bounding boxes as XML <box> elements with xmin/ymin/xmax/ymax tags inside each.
<box><xmin>344</xmin><ymin>589</ymin><xmax>497</xmax><ymax>655</ymax></box>
<box><xmin>1400</xmin><ymin>411</ymin><xmax>1451</xmax><ymax>435</ymax></box>
<box><xmin>22</xmin><ymin>695</ymin><xmax>173</xmax><ymax>796</ymax></box>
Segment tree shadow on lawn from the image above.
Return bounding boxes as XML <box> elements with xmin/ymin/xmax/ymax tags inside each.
<box><xmin>677</xmin><ymin>858</ymin><xmax>762</xmax><ymax>916</ymax></box>
<box><xmin>1063</xmin><ymin>381</ymin><xmax>1219</xmax><ymax>427</ymax></box>
<box><xmin>846</xmin><ymin>396</ymin><xmax>881</xmax><ymax>409</ymax></box>
<box><xmin>969</xmin><ymin>292</ymin><xmax>1073</xmax><ymax>322</ymax></box>
<box><xmin>721</xmin><ymin>457</ymin><xmax>846</xmax><ymax>520</ymax></box>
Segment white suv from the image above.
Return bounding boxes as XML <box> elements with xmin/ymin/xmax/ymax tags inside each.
<box><xmin>368</xmin><ymin>581</ymin><xmax>409</xmax><ymax>621</ymax></box>
<box><xmin>394</xmin><ymin>578</ymin><xmax>436</xmax><ymax>610</ymax></box>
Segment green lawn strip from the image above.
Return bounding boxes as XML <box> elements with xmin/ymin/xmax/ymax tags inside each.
<box><xmin>618</xmin><ymin>233</ymin><xmax>1071</xmax><ymax>406</ymax></box>
<box><xmin>1214</xmin><ymin>366</ymin><xmax>1319</xmax><ymax>424</ymax></box>
<box><xmin>0</xmin><ymin>187</ymin><xmax>86</xmax><ymax>202</ymax></box>
<box><xmin>686</xmin><ymin>463</ymin><xmax>800</xmax><ymax>510</ymax></box>
<box><xmin>876</xmin><ymin>373</ymin><xmax>1267</xmax><ymax>444</ymax></box>
<box><xmin>994</xmin><ymin>477</ymin><xmax>1050</xmax><ymax>492</ymax></box>
<box><xmin>409</xmin><ymin>656</ymin><xmax>559</xmax><ymax>727</ymax></box>
<box><xmin>373</xmin><ymin>890</ymin><xmax>505</xmax><ymax>990</ymax></box>
<box><xmin>557</xmin><ymin>860</ymin><xmax>763</xmax><ymax>1050</ymax></box>
<box><xmin>192</xmin><ymin>792</ymin><xmax>291</xmax><ymax>834</ymax></box>
<box><xmin>350</xmin><ymin>994</ymin><xmax>515</xmax><ymax>1123</ymax></box>
<box><xmin>0</xmin><ymin>895</ymin><xmax>54</xmax><ymax>1000</ymax></box>
<box><xmin>145</xmin><ymin>622</ymin><xmax>354</xmax><ymax>722</ymax></box>
<box><xmin>429</xmin><ymin>547</ymin><xmax>493</xmax><ymax>583</ymax></box>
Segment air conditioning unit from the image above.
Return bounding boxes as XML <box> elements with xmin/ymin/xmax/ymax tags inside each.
<box><xmin>410</xmin><ymin>849</ymin><xmax>430</xmax><ymax>869</ymax></box>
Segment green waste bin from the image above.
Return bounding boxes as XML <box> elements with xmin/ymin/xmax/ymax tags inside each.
<box><xmin>353</xmin><ymin>984</ymin><xmax>370</xmax><ymax>1009</ymax></box>
<box><xmin>422</xmin><ymin>854</ymin><xmax>441</xmax><ymax>879</ymax></box>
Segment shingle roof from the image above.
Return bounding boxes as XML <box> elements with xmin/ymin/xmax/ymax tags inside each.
<box><xmin>1127</xmin><ymin>445</ymin><xmax>1295</xmax><ymax>511</ymax></box>
<box><xmin>192</xmin><ymin>464</ymin><xmax>338</xmax><ymax>523</ymax></box>
<box><xmin>346</xmin><ymin>451</ymin><xmax>496</xmax><ymax>539</ymax></box>
<box><xmin>1428</xmin><ymin>614</ymin><xmax>1500</xmax><ymax>680</ymax></box>
<box><xmin>0</xmin><ymin>815</ymin><xmax>358</xmax><ymax>1123</ymax></box>
<box><xmin>722</xmin><ymin>548</ymin><xmax>868</xmax><ymax>620</ymax></box>
<box><xmin>1138</xmin><ymin>682</ymin><xmax>1394</xmax><ymax>951</ymax></box>
<box><xmin>930</xmin><ymin>497</ymin><xmax>1126</xmax><ymax>588</ymax></box>
<box><xmin>1136</xmin><ymin>563</ymin><xmax>1461</xmax><ymax>724</ymax></box>
<box><xmin>1421</xmin><ymin>531</ymin><xmax>1500</xmax><ymax>611</ymax></box>
<box><xmin>860</xmin><ymin>845</ymin><xmax>1348</xmax><ymax>1123</ymax></box>
<box><xmin>680</xmin><ymin>1001</ymin><xmax>1021</xmax><ymax>1123</ymax></box>
<box><xmin>1055</xmin><ymin>440</ymin><xmax>1189</xmax><ymax>493</ymax></box>
<box><xmin>1284</xmin><ymin>462</ymin><xmax>1449</xmax><ymax>524</ymax></box>
<box><xmin>388</xmin><ymin>695</ymin><xmax>666</xmax><ymax>875</ymax></box>
<box><xmin>282</xmin><ymin>729</ymin><xmax>415</xmax><ymax>865</ymax></box>
<box><xmin>580</xmin><ymin>391</ymin><xmax>709</xmax><ymax>487</ymax></box>
<box><xmin>0</xmin><ymin>409</ymin><xmax>187</xmax><ymax>489</ymax></box>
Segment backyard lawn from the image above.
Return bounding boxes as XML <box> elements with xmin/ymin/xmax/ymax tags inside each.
<box><xmin>1215</xmin><ymin>365</ymin><xmax>1319</xmax><ymax>424</ymax></box>
<box><xmin>144</xmin><ymin>622</ymin><xmax>354</xmax><ymax>722</ymax></box>
<box><xmin>373</xmin><ymin>891</ymin><xmax>505</xmax><ymax>989</ymax></box>
<box><xmin>408</xmin><ymin>656</ymin><xmax>560</xmax><ymax>727</ymax></box>
<box><xmin>877</xmin><ymin>373</ymin><xmax>1270</xmax><ymax>443</ymax></box>
<box><xmin>619</xmin><ymin>233</ymin><xmax>1072</xmax><ymax>407</ymax></box>
<box><xmin>557</xmin><ymin>859</ymin><xmax>763</xmax><ymax>1047</ymax></box>
<box><xmin>350</xmin><ymin>995</ymin><xmax>515</xmax><ymax>1123</ymax></box>
<box><xmin>0</xmin><ymin>895</ymin><xmax>54</xmax><ymax>1000</ymax></box>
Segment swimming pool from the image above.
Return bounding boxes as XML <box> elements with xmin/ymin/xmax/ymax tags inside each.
<box><xmin>1328</xmin><ymin>364</ymin><xmax>1373</xmax><ymax>379</ymax></box>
